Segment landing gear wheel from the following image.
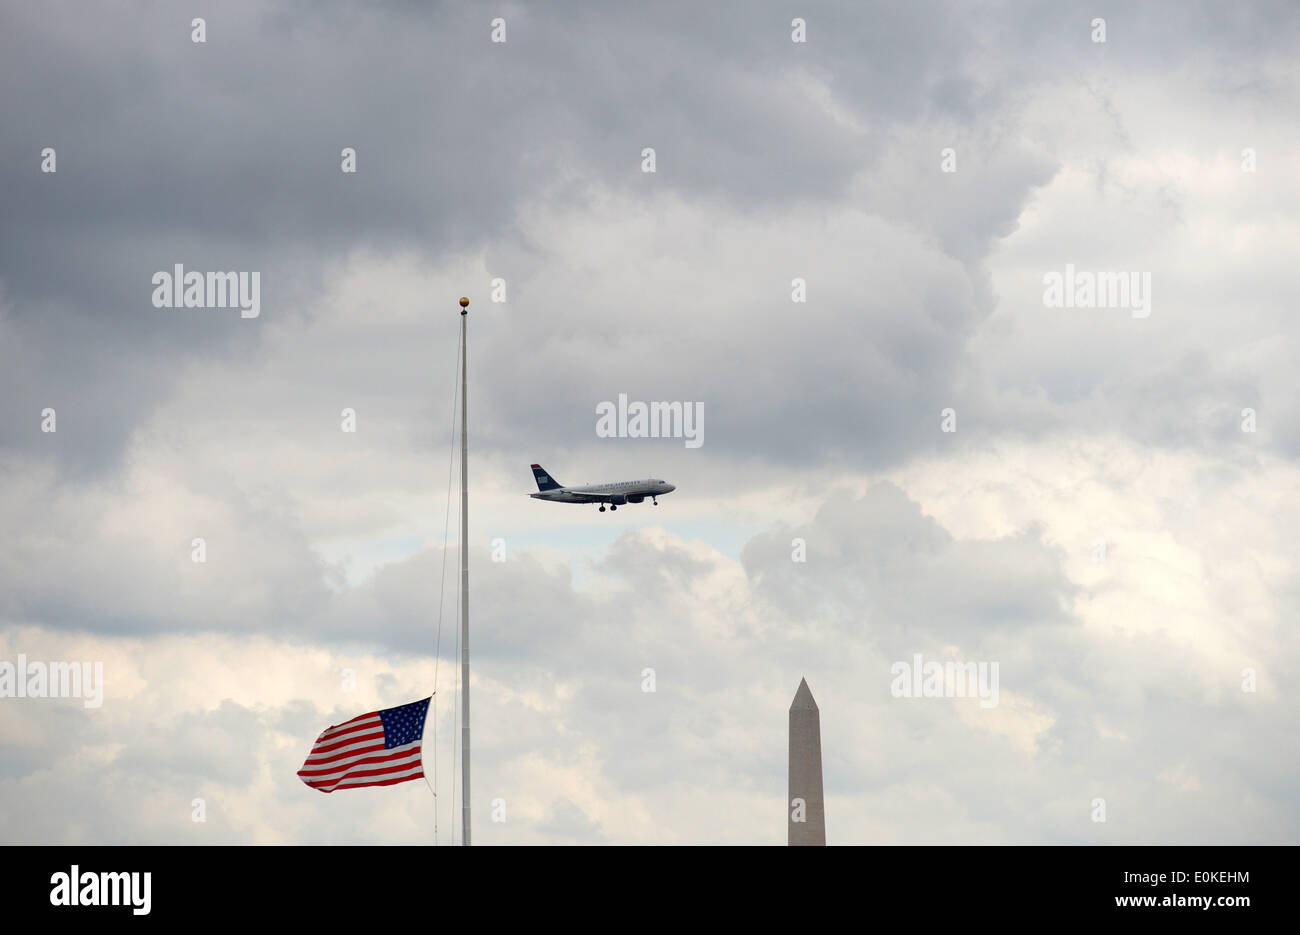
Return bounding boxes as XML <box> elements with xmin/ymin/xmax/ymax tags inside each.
<box><xmin>652</xmin><ymin>498</ymin><xmax>659</xmax><ymax>505</ymax></box>
<box><xmin>610</xmin><ymin>504</ymin><xmax>617</xmax><ymax>511</ymax></box>
<box><xmin>599</xmin><ymin>506</ymin><xmax>606</xmax><ymax>512</ymax></box>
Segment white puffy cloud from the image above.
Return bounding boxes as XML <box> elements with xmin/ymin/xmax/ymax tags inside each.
<box><xmin>2</xmin><ymin>433</ymin><xmax>1294</xmax><ymax>843</ymax></box>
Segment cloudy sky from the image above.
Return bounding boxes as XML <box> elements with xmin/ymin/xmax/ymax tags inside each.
<box><xmin>1</xmin><ymin>0</ymin><xmax>1297</xmax><ymax>844</ymax></box>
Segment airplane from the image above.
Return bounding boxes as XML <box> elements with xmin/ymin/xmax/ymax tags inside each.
<box><xmin>528</xmin><ymin>464</ymin><xmax>675</xmax><ymax>512</ymax></box>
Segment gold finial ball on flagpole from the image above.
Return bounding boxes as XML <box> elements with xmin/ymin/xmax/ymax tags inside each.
<box><xmin>459</xmin><ymin>297</ymin><xmax>470</xmax><ymax>308</ymax></box>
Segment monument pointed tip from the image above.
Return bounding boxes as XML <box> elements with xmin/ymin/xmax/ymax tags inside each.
<box><xmin>791</xmin><ymin>677</ymin><xmax>817</xmax><ymax>710</ymax></box>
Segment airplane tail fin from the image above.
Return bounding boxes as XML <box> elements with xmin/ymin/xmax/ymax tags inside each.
<box><xmin>530</xmin><ymin>464</ymin><xmax>562</xmax><ymax>491</ymax></box>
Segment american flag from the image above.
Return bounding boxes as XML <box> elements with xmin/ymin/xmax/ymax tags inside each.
<box><xmin>298</xmin><ymin>697</ymin><xmax>430</xmax><ymax>793</ymax></box>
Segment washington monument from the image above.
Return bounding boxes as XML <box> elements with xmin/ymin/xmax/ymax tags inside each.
<box><xmin>788</xmin><ymin>677</ymin><xmax>826</xmax><ymax>845</ymax></box>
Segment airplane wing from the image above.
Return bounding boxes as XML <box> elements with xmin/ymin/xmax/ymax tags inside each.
<box><xmin>570</xmin><ymin>492</ymin><xmax>635</xmax><ymax>505</ymax></box>
<box><xmin>567</xmin><ymin>492</ymin><xmax>611</xmax><ymax>504</ymax></box>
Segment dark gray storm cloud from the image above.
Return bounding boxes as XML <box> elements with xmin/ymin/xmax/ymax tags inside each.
<box><xmin>15</xmin><ymin>1</ymin><xmax>1293</xmax><ymax>473</ymax></box>
<box><xmin>5</xmin><ymin>1</ymin><xmax>1294</xmax><ymax>475</ymax></box>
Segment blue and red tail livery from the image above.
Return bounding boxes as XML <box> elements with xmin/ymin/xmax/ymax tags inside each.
<box><xmin>531</xmin><ymin>464</ymin><xmax>562</xmax><ymax>491</ymax></box>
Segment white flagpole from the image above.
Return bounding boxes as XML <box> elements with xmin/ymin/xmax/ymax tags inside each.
<box><xmin>458</xmin><ymin>296</ymin><xmax>471</xmax><ymax>846</ymax></box>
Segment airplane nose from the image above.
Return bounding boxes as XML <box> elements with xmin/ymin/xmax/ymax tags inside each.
<box><xmin>664</xmin><ymin>484</ymin><xmax>675</xmax><ymax>492</ymax></box>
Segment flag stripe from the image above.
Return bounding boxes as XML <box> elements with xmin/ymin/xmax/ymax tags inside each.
<box><xmin>330</xmin><ymin>766</ymin><xmax>426</xmax><ymax>789</ymax></box>
<box><xmin>317</xmin><ymin>715</ymin><xmax>381</xmax><ymax>742</ymax></box>
<box><xmin>298</xmin><ymin>742</ymin><xmax>420</xmax><ymax>778</ymax></box>
<box><xmin>302</xmin><ymin>754</ymin><xmax>423</xmax><ymax>788</ymax></box>
<box><xmin>300</xmin><ymin>755</ymin><xmax>424</xmax><ymax>792</ymax></box>
<box><xmin>315</xmin><ymin>714</ymin><xmax>378</xmax><ymax>741</ymax></box>
<box><xmin>314</xmin><ymin>721</ymin><xmax>384</xmax><ymax>744</ymax></box>
<box><xmin>314</xmin><ymin>725</ymin><xmax>384</xmax><ymax>749</ymax></box>
<box><xmin>304</xmin><ymin>734</ymin><xmax>387</xmax><ymax>761</ymax></box>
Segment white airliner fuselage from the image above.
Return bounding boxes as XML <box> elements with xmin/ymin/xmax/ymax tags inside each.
<box><xmin>528</xmin><ymin>464</ymin><xmax>675</xmax><ymax>512</ymax></box>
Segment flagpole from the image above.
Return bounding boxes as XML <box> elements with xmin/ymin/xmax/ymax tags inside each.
<box><xmin>458</xmin><ymin>296</ymin><xmax>471</xmax><ymax>846</ymax></box>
